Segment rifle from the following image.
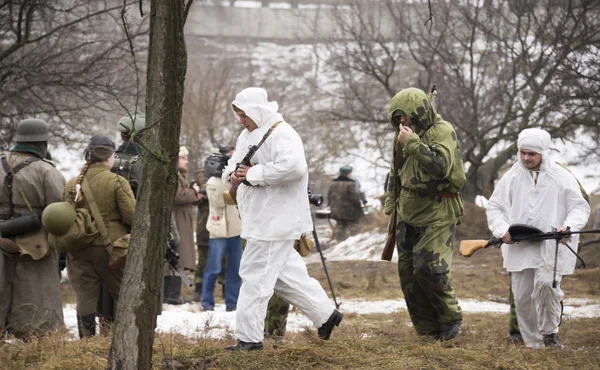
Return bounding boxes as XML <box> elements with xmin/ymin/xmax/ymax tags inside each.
<box><xmin>381</xmin><ymin>210</ymin><xmax>396</xmax><ymax>261</ymax></box>
<box><xmin>229</xmin><ymin>121</ymin><xmax>283</xmax><ymax>204</ymax></box>
<box><xmin>236</xmin><ymin>144</ymin><xmax>258</xmax><ymax>187</ymax></box>
<box><xmin>459</xmin><ymin>225</ymin><xmax>600</xmax><ymax>258</ymax></box>
<box><xmin>459</xmin><ymin>224</ymin><xmax>600</xmax><ymax>288</ymax></box>
<box><xmin>228</xmin><ymin>143</ymin><xmax>263</xmax><ymax>203</ymax></box>
<box><xmin>165</xmin><ymin>242</ymin><xmax>193</xmax><ymax>287</ymax></box>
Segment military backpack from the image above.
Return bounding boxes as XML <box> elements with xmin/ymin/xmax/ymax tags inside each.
<box><xmin>111</xmin><ymin>151</ymin><xmax>142</xmax><ymax>196</ymax></box>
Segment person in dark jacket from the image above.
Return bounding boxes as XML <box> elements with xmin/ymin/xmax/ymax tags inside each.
<box><xmin>327</xmin><ymin>166</ymin><xmax>363</xmax><ymax>241</ymax></box>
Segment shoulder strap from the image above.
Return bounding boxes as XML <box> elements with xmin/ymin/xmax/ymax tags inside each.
<box><xmin>1</xmin><ymin>153</ymin><xmax>41</xmax><ymax>217</ymax></box>
<box><xmin>255</xmin><ymin>121</ymin><xmax>282</xmax><ymax>150</ymax></box>
<box><xmin>556</xmin><ymin>162</ymin><xmax>590</xmax><ymax>204</ymax></box>
<box><xmin>0</xmin><ymin>154</ymin><xmax>42</xmax><ymax>175</ymax></box>
<box><xmin>81</xmin><ymin>177</ymin><xmax>112</xmax><ymax>247</ymax></box>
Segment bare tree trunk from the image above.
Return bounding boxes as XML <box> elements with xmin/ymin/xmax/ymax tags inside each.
<box><xmin>461</xmin><ymin>144</ymin><xmax>516</xmax><ymax>202</ymax></box>
<box><xmin>107</xmin><ymin>1</ymin><xmax>188</xmax><ymax>369</ymax></box>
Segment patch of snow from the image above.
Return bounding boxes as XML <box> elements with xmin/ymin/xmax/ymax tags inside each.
<box><xmin>59</xmin><ymin>296</ymin><xmax>600</xmax><ymax>339</ymax></box>
<box><xmin>305</xmin><ymin>229</ymin><xmax>391</xmax><ymax>263</ymax></box>
<box><xmin>49</xmin><ymin>143</ymin><xmax>86</xmax><ymax>182</ymax></box>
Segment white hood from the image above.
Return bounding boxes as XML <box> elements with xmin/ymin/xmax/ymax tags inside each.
<box><xmin>516</xmin><ymin>128</ymin><xmax>552</xmax><ymax>171</ymax></box>
<box><xmin>231</xmin><ymin>87</ymin><xmax>284</xmax><ymax>129</ymax></box>
<box><xmin>223</xmin><ymin>88</ymin><xmax>313</xmax><ymax>240</ymax></box>
<box><xmin>486</xmin><ymin>128</ymin><xmax>590</xmax><ymax>275</ymax></box>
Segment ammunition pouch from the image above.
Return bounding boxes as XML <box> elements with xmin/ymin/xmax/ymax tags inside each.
<box><xmin>294</xmin><ymin>235</ymin><xmax>315</xmax><ymax>257</ymax></box>
<box><xmin>0</xmin><ymin>215</ymin><xmax>48</xmax><ymax>260</ymax></box>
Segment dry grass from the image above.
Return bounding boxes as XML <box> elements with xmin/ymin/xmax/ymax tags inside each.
<box><xmin>22</xmin><ymin>201</ymin><xmax>598</xmax><ymax>369</ymax></box>
<box><xmin>2</xmin><ymin>312</ymin><xmax>599</xmax><ymax>370</ymax></box>
<box><xmin>306</xmin><ymin>250</ymin><xmax>600</xmax><ymax>303</ymax></box>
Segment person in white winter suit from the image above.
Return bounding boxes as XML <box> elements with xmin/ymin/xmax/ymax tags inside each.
<box><xmin>221</xmin><ymin>87</ymin><xmax>342</xmax><ymax>351</ymax></box>
<box><xmin>486</xmin><ymin>128</ymin><xmax>590</xmax><ymax>349</ymax></box>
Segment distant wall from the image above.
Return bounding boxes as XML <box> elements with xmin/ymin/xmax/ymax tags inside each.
<box><xmin>185</xmin><ymin>4</ymin><xmax>399</xmax><ymax>41</ymax></box>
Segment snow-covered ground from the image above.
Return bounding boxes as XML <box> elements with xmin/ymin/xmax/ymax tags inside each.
<box><xmin>62</xmin><ymin>296</ymin><xmax>600</xmax><ymax>339</ymax></box>
<box><xmin>306</xmin><ymin>228</ymin><xmax>392</xmax><ymax>263</ymax></box>
<box><xmin>58</xmin><ymin>228</ymin><xmax>599</xmax><ymax>339</ymax></box>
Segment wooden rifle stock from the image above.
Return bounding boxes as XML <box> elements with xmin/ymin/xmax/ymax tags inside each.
<box><xmin>381</xmin><ymin>209</ymin><xmax>397</xmax><ymax>261</ymax></box>
<box><xmin>459</xmin><ymin>240</ymin><xmax>491</xmax><ymax>257</ymax></box>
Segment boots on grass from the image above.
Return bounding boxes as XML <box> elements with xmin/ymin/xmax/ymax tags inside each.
<box><xmin>318</xmin><ymin>310</ymin><xmax>343</xmax><ymax>340</ymax></box>
<box><xmin>225</xmin><ymin>341</ymin><xmax>264</xmax><ymax>351</ymax></box>
<box><xmin>77</xmin><ymin>313</ymin><xmax>96</xmax><ymax>339</ymax></box>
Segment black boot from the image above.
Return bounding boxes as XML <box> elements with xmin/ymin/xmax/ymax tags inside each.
<box><xmin>318</xmin><ymin>310</ymin><xmax>343</xmax><ymax>340</ymax></box>
<box><xmin>438</xmin><ymin>320</ymin><xmax>461</xmax><ymax>341</ymax></box>
<box><xmin>163</xmin><ymin>276</ymin><xmax>173</xmax><ymax>303</ymax></box>
<box><xmin>225</xmin><ymin>341</ymin><xmax>264</xmax><ymax>351</ymax></box>
<box><xmin>193</xmin><ymin>283</ymin><xmax>202</xmax><ymax>302</ymax></box>
<box><xmin>506</xmin><ymin>331</ymin><xmax>524</xmax><ymax>344</ymax></box>
<box><xmin>77</xmin><ymin>314</ymin><xmax>96</xmax><ymax>338</ymax></box>
<box><xmin>543</xmin><ymin>333</ymin><xmax>561</xmax><ymax>348</ymax></box>
<box><xmin>164</xmin><ymin>276</ymin><xmax>187</xmax><ymax>305</ymax></box>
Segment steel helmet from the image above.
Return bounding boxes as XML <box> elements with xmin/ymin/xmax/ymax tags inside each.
<box><xmin>15</xmin><ymin>118</ymin><xmax>50</xmax><ymax>142</ymax></box>
<box><xmin>42</xmin><ymin>202</ymin><xmax>76</xmax><ymax>236</ymax></box>
<box><xmin>117</xmin><ymin>112</ymin><xmax>146</xmax><ymax>133</ymax></box>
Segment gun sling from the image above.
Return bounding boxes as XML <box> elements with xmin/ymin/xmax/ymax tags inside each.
<box><xmin>229</xmin><ymin>121</ymin><xmax>282</xmax><ymax>202</ymax></box>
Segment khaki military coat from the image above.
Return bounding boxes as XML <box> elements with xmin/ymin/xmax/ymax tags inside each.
<box><xmin>0</xmin><ymin>151</ymin><xmax>65</xmax><ymax>339</ymax></box>
<box><xmin>172</xmin><ymin>173</ymin><xmax>199</xmax><ymax>271</ymax></box>
<box><xmin>63</xmin><ymin>164</ymin><xmax>136</xmax><ymax>245</ymax></box>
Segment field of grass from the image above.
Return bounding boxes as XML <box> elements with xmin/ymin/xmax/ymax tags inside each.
<box><xmin>2</xmin><ymin>310</ymin><xmax>599</xmax><ymax>370</ymax></box>
<box><xmin>4</xmin><ymin>199</ymin><xmax>600</xmax><ymax>369</ymax></box>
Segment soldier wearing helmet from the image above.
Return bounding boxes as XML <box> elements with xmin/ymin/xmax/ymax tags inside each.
<box><xmin>112</xmin><ymin>112</ymin><xmax>145</xmax><ymax>197</ymax></box>
<box><xmin>62</xmin><ymin>134</ymin><xmax>136</xmax><ymax>338</ymax></box>
<box><xmin>0</xmin><ymin>118</ymin><xmax>66</xmax><ymax>340</ymax></box>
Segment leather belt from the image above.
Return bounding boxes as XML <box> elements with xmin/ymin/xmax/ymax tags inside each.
<box><xmin>401</xmin><ymin>186</ymin><xmax>459</xmax><ymax>199</ymax></box>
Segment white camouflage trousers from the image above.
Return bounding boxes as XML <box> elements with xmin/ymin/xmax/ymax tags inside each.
<box><xmin>235</xmin><ymin>238</ymin><xmax>333</xmax><ymax>343</ymax></box>
<box><xmin>512</xmin><ymin>267</ymin><xmax>564</xmax><ymax>349</ymax></box>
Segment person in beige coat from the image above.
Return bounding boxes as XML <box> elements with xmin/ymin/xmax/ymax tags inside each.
<box><xmin>0</xmin><ymin>118</ymin><xmax>66</xmax><ymax>340</ymax></box>
<box><xmin>165</xmin><ymin>146</ymin><xmax>204</xmax><ymax>304</ymax></box>
<box><xmin>64</xmin><ymin>134</ymin><xmax>136</xmax><ymax>338</ymax></box>
<box><xmin>201</xmin><ymin>151</ymin><xmax>243</xmax><ymax>311</ymax></box>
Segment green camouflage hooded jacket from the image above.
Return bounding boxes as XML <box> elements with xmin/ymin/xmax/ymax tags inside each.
<box><xmin>384</xmin><ymin>88</ymin><xmax>465</xmax><ymax>226</ymax></box>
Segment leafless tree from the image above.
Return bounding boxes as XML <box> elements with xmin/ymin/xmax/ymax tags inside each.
<box><xmin>181</xmin><ymin>54</ymin><xmax>245</xmax><ymax>171</ymax></box>
<box><xmin>0</xmin><ymin>0</ymin><xmax>148</xmax><ymax>150</ymax></box>
<box><xmin>318</xmin><ymin>0</ymin><xmax>600</xmax><ymax>201</ymax></box>
<box><xmin>107</xmin><ymin>0</ymin><xmax>191</xmax><ymax>368</ymax></box>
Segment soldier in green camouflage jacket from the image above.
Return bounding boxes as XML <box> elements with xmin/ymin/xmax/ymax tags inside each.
<box><xmin>384</xmin><ymin>87</ymin><xmax>465</xmax><ymax>340</ymax></box>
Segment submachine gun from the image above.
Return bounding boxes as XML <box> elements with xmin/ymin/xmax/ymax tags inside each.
<box><xmin>165</xmin><ymin>241</ymin><xmax>193</xmax><ymax>287</ymax></box>
<box><xmin>459</xmin><ymin>224</ymin><xmax>600</xmax><ymax>288</ymax></box>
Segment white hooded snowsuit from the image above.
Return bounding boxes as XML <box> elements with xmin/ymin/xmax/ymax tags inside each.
<box><xmin>222</xmin><ymin>87</ymin><xmax>334</xmax><ymax>343</ymax></box>
<box><xmin>486</xmin><ymin>128</ymin><xmax>590</xmax><ymax>348</ymax></box>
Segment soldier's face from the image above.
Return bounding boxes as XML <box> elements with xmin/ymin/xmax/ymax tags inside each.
<box><xmin>178</xmin><ymin>156</ymin><xmax>189</xmax><ymax>173</ymax></box>
<box><xmin>236</xmin><ymin>110</ymin><xmax>258</xmax><ymax>132</ymax></box>
<box><xmin>520</xmin><ymin>149</ymin><xmax>542</xmax><ymax>170</ymax></box>
<box><xmin>398</xmin><ymin>115</ymin><xmax>410</xmax><ymax>127</ymax></box>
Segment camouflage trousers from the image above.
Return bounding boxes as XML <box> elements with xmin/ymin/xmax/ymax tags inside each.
<box><xmin>396</xmin><ymin>221</ymin><xmax>462</xmax><ymax>335</ymax></box>
<box><xmin>265</xmin><ymin>294</ymin><xmax>290</xmax><ymax>337</ymax></box>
